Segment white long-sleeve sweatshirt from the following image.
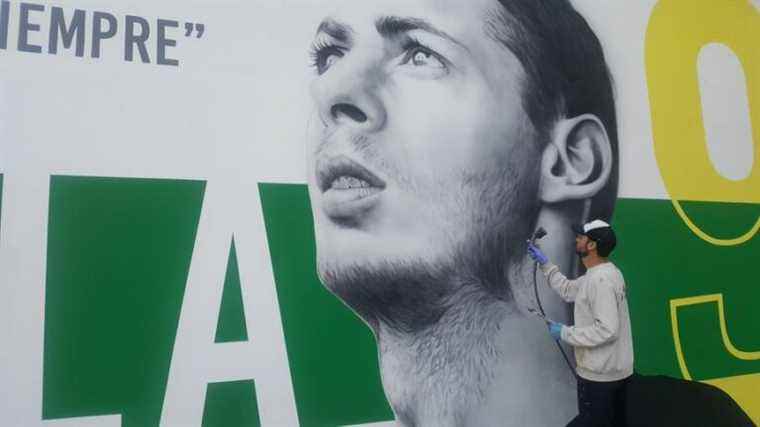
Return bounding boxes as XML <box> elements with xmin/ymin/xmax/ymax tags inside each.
<box><xmin>540</xmin><ymin>261</ymin><xmax>634</xmax><ymax>382</ymax></box>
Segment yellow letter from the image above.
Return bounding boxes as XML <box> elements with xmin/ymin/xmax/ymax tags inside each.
<box><xmin>646</xmin><ymin>0</ymin><xmax>759</xmax><ymax>245</ymax></box>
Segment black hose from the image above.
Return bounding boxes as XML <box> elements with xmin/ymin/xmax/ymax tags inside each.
<box><xmin>533</xmin><ymin>261</ymin><xmax>576</xmax><ymax>374</ymax></box>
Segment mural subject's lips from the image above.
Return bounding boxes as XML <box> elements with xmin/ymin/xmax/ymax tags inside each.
<box><xmin>317</xmin><ymin>155</ymin><xmax>386</xmax><ymax>219</ymax></box>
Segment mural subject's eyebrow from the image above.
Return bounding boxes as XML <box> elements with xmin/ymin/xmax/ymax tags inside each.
<box><xmin>315</xmin><ymin>18</ymin><xmax>354</xmax><ymax>43</ymax></box>
<box><xmin>375</xmin><ymin>16</ymin><xmax>468</xmax><ymax>50</ymax></box>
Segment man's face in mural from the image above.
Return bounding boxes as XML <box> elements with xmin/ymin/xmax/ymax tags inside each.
<box><xmin>306</xmin><ymin>0</ymin><xmax>543</xmax><ymax>320</ymax></box>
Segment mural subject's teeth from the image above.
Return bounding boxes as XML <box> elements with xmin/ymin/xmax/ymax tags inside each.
<box><xmin>331</xmin><ymin>176</ymin><xmax>371</xmax><ymax>190</ymax></box>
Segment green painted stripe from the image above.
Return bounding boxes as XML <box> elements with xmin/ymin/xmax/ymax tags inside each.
<box><xmin>43</xmin><ymin>176</ymin><xmax>205</xmax><ymax>426</ymax></box>
<box><xmin>613</xmin><ymin>198</ymin><xmax>759</xmax><ymax>379</ymax></box>
<box><xmin>39</xmin><ymin>177</ymin><xmax>759</xmax><ymax>425</ymax></box>
<box><xmin>259</xmin><ymin>183</ymin><xmax>393</xmax><ymax>427</ymax></box>
<box><xmin>202</xmin><ymin>380</ymin><xmax>260</xmax><ymax>427</ymax></box>
<box><xmin>215</xmin><ymin>239</ymin><xmax>249</xmax><ymax>343</ymax></box>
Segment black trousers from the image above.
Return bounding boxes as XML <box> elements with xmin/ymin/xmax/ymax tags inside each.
<box><xmin>567</xmin><ymin>375</ymin><xmax>630</xmax><ymax>427</ymax></box>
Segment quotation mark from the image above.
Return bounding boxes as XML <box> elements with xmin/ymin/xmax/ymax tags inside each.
<box><xmin>184</xmin><ymin>23</ymin><xmax>205</xmax><ymax>38</ymax></box>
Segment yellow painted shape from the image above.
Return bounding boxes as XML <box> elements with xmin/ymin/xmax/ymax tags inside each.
<box><xmin>646</xmin><ymin>0</ymin><xmax>760</xmax><ymax>245</ymax></box>
<box><xmin>704</xmin><ymin>373</ymin><xmax>760</xmax><ymax>425</ymax></box>
<box><xmin>670</xmin><ymin>294</ymin><xmax>760</xmax><ymax>379</ymax></box>
<box><xmin>670</xmin><ymin>294</ymin><xmax>760</xmax><ymax>422</ymax></box>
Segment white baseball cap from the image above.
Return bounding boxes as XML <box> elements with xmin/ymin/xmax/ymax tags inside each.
<box><xmin>572</xmin><ymin>219</ymin><xmax>611</xmax><ymax>235</ymax></box>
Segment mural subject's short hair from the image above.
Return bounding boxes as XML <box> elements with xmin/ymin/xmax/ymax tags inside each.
<box><xmin>487</xmin><ymin>0</ymin><xmax>619</xmax><ymax>221</ymax></box>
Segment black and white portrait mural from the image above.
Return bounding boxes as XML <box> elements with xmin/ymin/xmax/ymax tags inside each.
<box><xmin>306</xmin><ymin>0</ymin><xmax>619</xmax><ymax>425</ymax></box>
<box><xmin>304</xmin><ymin>1</ymin><xmax>758</xmax><ymax>426</ymax></box>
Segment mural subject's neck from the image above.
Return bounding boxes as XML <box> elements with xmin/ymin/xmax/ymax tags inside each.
<box><xmin>375</xmin><ymin>285</ymin><xmax>576</xmax><ymax>426</ymax></box>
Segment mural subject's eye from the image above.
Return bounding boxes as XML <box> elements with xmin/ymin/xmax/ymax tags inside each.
<box><xmin>400</xmin><ymin>39</ymin><xmax>448</xmax><ymax>77</ymax></box>
<box><xmin>406</xmin><ymin>48</ymin><xmax>443</xmax><ymax>68</ymax></box>
<box><xmin>309</xmin><ymin>41</ymin><xmax>346</xmax><ymax>75</ymax></box>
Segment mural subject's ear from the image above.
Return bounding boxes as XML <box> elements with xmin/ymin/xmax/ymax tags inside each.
<box><xmin>539</xmin><ymin>114</ymin><xmax>613</xmax><ymax>203</ymax></box>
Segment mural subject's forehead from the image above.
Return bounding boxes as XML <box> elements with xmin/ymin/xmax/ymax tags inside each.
<box><xmin>308</xmin><ymin>0</ymin><xmax>524</xmax><ymax>87</ymax></box>
<box><xmin>312</xmin><ymin>0</ymin><xmax>498</xmax><ymax>39</ymax></box>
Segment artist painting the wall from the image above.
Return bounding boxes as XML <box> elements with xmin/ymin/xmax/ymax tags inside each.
<box><xmin>529</xmin><ymin>220</ymin><xmax>634</xmax><ymax>426</ymax></box>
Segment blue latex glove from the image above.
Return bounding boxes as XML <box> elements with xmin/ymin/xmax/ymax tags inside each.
<box><xmin>527</xmin><ymin>242</ymin><xmax>549</xmax><ymax>265</ymax></box>
<box><xmin>548</xmin><ymin>321</ymin><xmax>564</xmax><ymax>341</ymax></box>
